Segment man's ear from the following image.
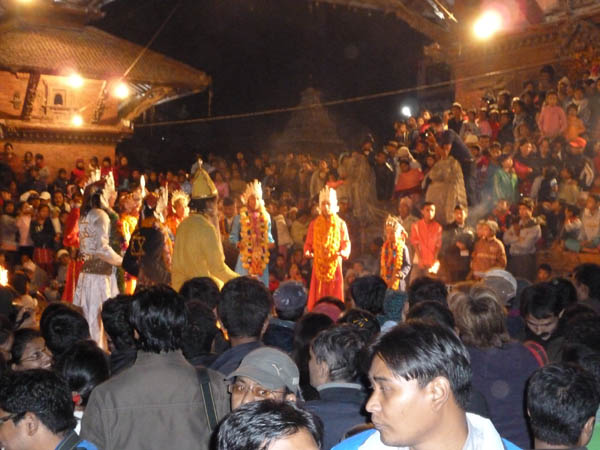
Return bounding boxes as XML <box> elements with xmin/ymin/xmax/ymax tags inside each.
<box><xmin>579</xmin><ymin>416</ymin><xmax>596</xmax><ymax>446</ymax></box>
<box><xmin>427</xmin><ymin>376</ymin><xmax>451</xmax><ymax>412</ymax></box>
<box><xmin>23</xmin><ymin>412</ymin><xmax>40</xmax><ymax>437</ymax></box>
<box><xmin>284</xmin><ymin>393</ymin><xmax>297</xmax><ymax>403</ymax></box>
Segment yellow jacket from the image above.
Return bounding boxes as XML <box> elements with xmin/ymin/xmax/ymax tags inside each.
<box><xmin>172</xmin><ymin>213</ymin><xmax>238</xmax><ymax>291</ymax></box>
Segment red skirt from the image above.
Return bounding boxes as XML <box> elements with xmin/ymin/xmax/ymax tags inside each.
<box><xmin>33</xmin><ymin>247</ymin><xmax>55</xmax><ymax>276</ymax></box>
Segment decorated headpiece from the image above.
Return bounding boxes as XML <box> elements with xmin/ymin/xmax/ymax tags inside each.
<box><xmin>242</xmin><ymin>180</ymin><xmax>264</xmax><ymax>207</ymax></box>
<box><xmin>171</xmin><ymin>190</ymin><xmax>189</xmax><ymax>207</ymax></box>
<box><xmin>385</xmin><ymin>215</ymin><xmax>407</xmax><ymax>239</ymax></box>
<box><xmin>191</xmin><ymin>159</ymin><xmax>218</xmax><ymax>200</ymax></box>
<box><xmin>101</xmin><ymin>172</ymin><xmax>116</xmax><ymax>208</ymax></box>
<box><xmin>83</xmin><ymin>168</ymin><xmax>101</xmax><ymax>190</ymax></box>
<box><xmin>318</xmin><ymin>186</ymin><xmax>339</xmax><ymax>214</ymax></box>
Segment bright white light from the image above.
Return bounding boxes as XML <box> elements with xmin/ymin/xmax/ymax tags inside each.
<box><xmin>67</xmin><ymin>73</ymin><xmax>84</xmax><ymax>88</ymax></box>
<box><xmin>473</xmin><ymin>10</ymin><xmax>502</xmax><ymax>40</ymax></box>
<box><xmin>71</xmin><ymin>115</ymin><xmax>83</xmax><ymax>127</ymax></box>
<box><xmin>17</xmin><ymin>0</ymin><xmax>34</xmax><ymax>3</ymax></box>
<box><xmin>113</xmin><ymin>82</ymin><xmax>130</xmax><ymax>99</ymax></box>
<box><xmin>401</xmin><ymin>106</ymin><xmax>412</xmax><ymax>117</ymax></box>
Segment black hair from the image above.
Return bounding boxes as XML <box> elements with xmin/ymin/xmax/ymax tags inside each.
<box><xmin>311</xmin><ymin>325</ymin><xmax>365</xmax><ymax>383</ymax></box>
<box><xmin>218</xmin><ymin>277</ymin><xmax>272</xmax><ymax>339</ymax></box>
<box><xmin>222</xmin><ymin>196</ymin><xmax>235</xmax><ymax>207</ymax></box>
<box><xmin>549</xmin><ymin>277</ymin><xmax>577</xmax><ymax>308</ymax></box>
<box><xmin>573</xmin><ymin>263</ymin><xmax>600</xmax><ymax>301</ymax></box>
<box><xmin>55</xmin><ymin>340</ymin><xmax>110</xmax><ymax>406</ymax></box>
<box><xmin>0</xmin><ymin>369</ymin><xmax>77</xmax><ymax>434</ymax></box>
<box><xmin>179</xmin><ymin>277</ymin><xmax>221</xmax><ymax>310</ymax></box>
<box><xmin>367</xmin><ymin>321</ymin><xmax>472</xmax><ymax>410</ymax></box>
<box><xmin>407</xmin><ymin>277</ymin><xmax>448</xmax><ymax>308</ymax></box>
<box><xmin>406</xmin><ymin>301</ymin><xmax>455</xmax><ymax>330</ymax></box>
<box><xmin>0</xmin><ymin>314</ymin><xmax>13</xmax><ymax>346</ymax></box>
<box><xmin>10</xmin><ymin>328</ymin><xmax>41</xmax><ymax>366</ymax></box>
<box><xmin>349</xmin><ymin>276</ymin><xmax>387</xmax><ymax>315</ymax></box>
<box><xmin>338</xmin><ymin>308</ymin><xmax>380</xmax><ymax>343</ymax></box>
<box><xmin>188</xmin><ymin>196</ymin><xmax>217</xmax><ymax>214</ymax></box>
<box><xmin>519</xmin><ymin>282</ymin><xmax>564</xmax><ymax>319</ymax></box>
<box><xmin>129</xmin><ymin>285</ymin><xmax>187</xmax><ymax>353</ymax></box>
<box><xmin>40</xmin><ymin>304</ymin><xmax>90</xmax><ymax>356</ymax></box>
<box><xmin>527</xmin><ymin>363</ymin><xmax>600</xmax><ymax>446</ymax></box>
<box><xmin>292</xmin><ymin>313</ymin><xmax>334</xmax><ymax>394</ymax></box>
<box><xmin>101</xmin><ymin>295</ymin><xmax>135</xmax><ymax>352</ymax></box>
<box><xmin>428</xmin><ymin>115</ymin><xmax>443</xmax><ymax>125</ymax></box>
<box><xmin>563</xmin><ymin>315</ymin><xmax>600</xmax><ymax>353</ymax></box>
<box><xmin>10</xmin><ymin>271</ymin><xmax>29</xmax><ymax>296</ymax></box>
<box><xmin>216</xmin><ymin>399</ymin><xmax>323</xmax><ymax>450</ymax></box>
<box><xmin>181</xmin><ymin>300</ymin><xmax>218</xmax><ymax>360</ymax></box>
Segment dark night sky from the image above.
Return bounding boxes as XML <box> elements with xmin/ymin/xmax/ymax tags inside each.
<box><xmin>94</xmin><ymin>0</ymin><xmax>427</xmax><ymax>165</ymax></box>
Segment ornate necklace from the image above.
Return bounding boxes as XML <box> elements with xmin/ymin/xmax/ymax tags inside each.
<box><xmin>239</xmin><ymin>207</ymin><xmax>270</xmax><ymax>276</ymax></box>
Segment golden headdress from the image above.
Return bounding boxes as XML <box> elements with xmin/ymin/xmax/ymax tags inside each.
<box><xmin>191</xmin><ymin>159</ymin><xmax>218</xmax><ymax>200</ymax></box>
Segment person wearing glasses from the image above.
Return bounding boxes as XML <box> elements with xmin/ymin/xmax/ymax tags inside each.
<box><xmin>226</xmin><ymin>346</ymin><xmax>300</xmax><ymax>410</ymax></box>
<box><xmin>0</xmin><ymin>369</ymin><xmax>98</xmax><ymax>450</ymax></box>
<box><xmin>9</xmin><ymin>328</ymin><xmax>52</xmax><ymax>371</ymax></box>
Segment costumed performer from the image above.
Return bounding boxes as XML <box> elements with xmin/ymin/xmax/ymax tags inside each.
<box><xmin>380</xmin><ymin>215</ymin><xmax>412</xmax><ymax>291</ymax></box>
<box><xmin>123</xmin><ymin>187</ymin><xmax>172</xmax><ymax>288</ymax></box>
<box><xmin>229</xmin><ymin>180</ymin><xmax>274</xmax><ymax>286</ymax></box>
<box><xmin>304</xmin><ymin>186</ymin><xmax>351</xmax><ymax>310</ymax></box>
<box><xmin>171</xmin><ymin>161</ymin><xmax>238</xmax><ymax>291</ymax></box>
<box><xmin>61</xmin><ymin>190</ymin><xmax>83</xmax><ymax>302</ymax></box>
<box><xmin>73</xmin><ymin>178</ymin><xmax>123</xmax><ymax>347</ymax></box>
<box><xmin>165</xmin><ymin>189</ymin><xmax>190</xmax><ymax>239</ymax></box>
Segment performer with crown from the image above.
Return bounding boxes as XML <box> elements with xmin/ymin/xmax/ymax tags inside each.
<box><xmin>229</xmin><ymin>180</ymin><xmax>274</xmax><ymax>286</ymax></box>
<box><xmin>73</xmin><ymin>176</ymin><xmax>123</xmax><ymax>347</ymax></box>
<box><xmin>380</xmin><ymin>215</ymin><xmax>412</xmax><ymax>291</ymax></box>
<box><xmin>172</xmin><ymin>161</ymin><xmax>238</xmax><ymax>291</ymax></box>
<box><xmin>166</xmin><ymin>190</ymin><xmax>190</xmax><ymax>238</ymax></box>
<box><xmin>304</xmin><ymin>186</ymin><xmax>351</xmax><ymax>310</ymax></box>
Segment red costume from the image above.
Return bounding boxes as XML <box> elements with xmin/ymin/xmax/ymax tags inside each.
<box><xmin>304</xmin><ymin>213</ymin><xmax>350</xmax><ymax>310</ymax></box>
<box><xmin>61</xmin><ymin>206</ymin><xmax>83</xmax><ymax>302</ymax></box>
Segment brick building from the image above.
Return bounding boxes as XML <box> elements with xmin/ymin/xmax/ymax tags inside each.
<box><xmin>0</xmin><ymin>0</ymin><xmax>210</xmax><ymax>179</ymax></box>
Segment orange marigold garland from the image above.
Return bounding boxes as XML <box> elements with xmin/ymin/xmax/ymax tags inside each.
<box><xmin>380</xmin><ymin>215</ymin><xmax>407</xmax><ymax>290</ymax></box>
<box><xmin>239</xmin><ymin>207</ymin><xmax>270</xmax><ymax>276</ymax></box>
<box><xmin>380</xmin><ymin>238</ymin><xmax>405</xmax><ymax>290</ymax></box>
<box><xmin>313</xmin><ymin>214</ymin><xmax>342</xmax><ymax>282</ymax></box>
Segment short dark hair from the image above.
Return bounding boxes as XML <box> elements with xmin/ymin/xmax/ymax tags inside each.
<box><xmin>129</xmin><ymin>285</ymin><xmax>188</xmax><ymax>353</ymax></box>
<box><xmin>549</xmin><ymin>278</ymin><xmax>578</xmax><ymax>308</ymax></box>
<box><xmin>338</xmin><ymin>308</ymin><xmax>380</xmax><ymax>343</ymax></box>
<box><xmin>216</xmin><ymin>399</ymin><xmax>323</xmax><ymax>450</ymax></box>
<box><xmin>10</xmin><ymin>328</ymin><xmax>41</xmax><ymax>366</ymax></box>
<box><xmin>218</xmin><ymin>277</ymin><xmax>272</xmax><ymax>338</ymax></box>
<box><xmin>179</xmin><ymin>277</ymin><xmax>221</xmax><ymax>310</ymax></box>
<box><xmin>367</xmin><ymin>321</ymin><xmax>471</xmax><ymax>409</ymax></box>
<box><xmin>311</xmin><ymin>325</ymin><xmax>365</xmax><ymax>383</ymax></box>
<box><xmin>563</xmin><ymin>316</ymin><xmax>600</xmax><ymax>353</ymax></box>
<box><xmin>181</xmin><ymin>300</ymin><xmax>218</xmax><ymax>360</ymax></box>
<box><xmin>408</xmin><ymin>277</ymin><xmax>448</xmax><ymax>308</ymax></box>
<box><xmin>453</xmin><ymin>292</ymin><xmax>509</xmax><ymax>349</ymax></box>
<box><xmin>101</xmin><ymin>295</ymin><xmax>135</xmax><ymax>351</ymax></box>
<box><xmin>55</xmin><ymin>340</ymin><xmax>109</xmax><ymax>406</ymax></box>
<box><xmin>40</xmin><ymin>304</ymin><xmax>90</xmax><ymax>356</ymax></box>
<box><xmin>406</xmin><ymin>301</ymin><xmax>455</xmax><ymax>330</ymax></box>
<box><xmin>573</xmin><ymin>263</ymin><xmax>600</xmax><ymax>301</ymax></box>
<box><xmin>222</xmin><ymin>197</ymin><xmax>235</xmax><ymax>207</ymax></box>
<box><xmin>527</xmin><ymin>363</ymin><xmax>600</xmax><ymax>446</ymax></box>
<box><xmin>350</xmin><ymin>276</ymin><xmax>387</xmax><ymax>315</ymax></box>
<box><xmin>0</xmin><ymin>369</ymin><xmax>77</xmax><ymax>434</ymax></box>
<box><xmin>520</xmin><ymin>282</ymin><xmax>564</xmax><ymax>319</ymax></box>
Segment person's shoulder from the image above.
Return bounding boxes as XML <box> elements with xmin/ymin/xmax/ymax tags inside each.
<box><xmin>332</xmin><ymin>429</ymin><xmax>377</xmax><ymax>450</ymax></box>
<box><xmin>76</xmin><ymin>440</ymin><xmax>99</xmax><ymax>450</ymax></box>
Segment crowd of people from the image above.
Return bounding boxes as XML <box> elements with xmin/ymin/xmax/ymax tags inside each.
<box><xmin>0</xmin><ymin>62</ymin><xmax>599</xmax><ymax>450</ymax></box>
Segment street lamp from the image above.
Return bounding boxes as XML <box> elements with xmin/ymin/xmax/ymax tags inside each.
<box><xmin>71</xmin><ymin>114</ymin><xmax>83</xmax><ymax>127</ymax></box>
<box><xmin>67</xmin><ymin>73</ymin><xmax>84</xmax><ymax>88</ymax></box>
<box><xmin>401</xmin><ymin>106</ymin><xmax>412</xmax><ymax>117</ymax></box>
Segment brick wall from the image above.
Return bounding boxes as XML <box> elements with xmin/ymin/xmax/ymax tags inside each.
<box><xmin>2</xmin><ymin>140</ymin><xmax>115</xmax><ymax>182</ymax></box>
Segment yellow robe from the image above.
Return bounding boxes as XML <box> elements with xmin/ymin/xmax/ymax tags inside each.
<box><xmin>171</xmin><ymin>213</ymin><xmax>238</xmax><ymax>291</ymax></box>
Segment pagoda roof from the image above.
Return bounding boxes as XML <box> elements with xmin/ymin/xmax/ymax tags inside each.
<box><xmin>0</xmin><ymin>19</ymin><xmax>211</xmax><ymax>92</ymax></box>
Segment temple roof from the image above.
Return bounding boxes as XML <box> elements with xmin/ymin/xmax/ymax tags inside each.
<box><xmin>0</xmin><ymin>19</ymin><xmax>211</xmax><ymax>92</ymax></box>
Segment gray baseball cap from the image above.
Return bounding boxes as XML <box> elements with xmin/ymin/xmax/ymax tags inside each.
<box><xmin>226</xmin><ymin>347</ymin><xmax>300</xmax><ymax>394</ymax></box>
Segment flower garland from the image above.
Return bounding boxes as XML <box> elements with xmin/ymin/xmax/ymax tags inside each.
<box><xmin>239</xmin><ymin>207</ymin><xmax>270</xmax><ymax>276</ymax></box>
<box><xmin>313</xmin><ymin>214</ymin><xmax>342</xmax><ymax>282</ymax></box>
<box><xmin>380</xmin><ymin>237</ymin><xmax>405</xmax><ymax>290</ymax></box>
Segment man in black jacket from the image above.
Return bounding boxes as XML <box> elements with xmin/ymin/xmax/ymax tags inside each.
<box><xmin>307</xmin><ymin>325</ymin><xmax>368</xmax><ymax>449</ymax></box>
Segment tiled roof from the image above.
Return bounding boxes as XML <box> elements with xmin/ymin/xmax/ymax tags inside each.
<box><xmin>0</xmin><ymin>20</ymin><xmax>211</xmax><ymax>91</ymax></box>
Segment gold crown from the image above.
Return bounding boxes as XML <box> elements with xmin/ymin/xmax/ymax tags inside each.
<box><xmin>191</xmin><ymin>164</ymin><xmax>218</xmax><ymax>200</ymax></box>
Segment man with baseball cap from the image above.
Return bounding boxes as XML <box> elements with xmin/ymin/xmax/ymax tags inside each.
<box><xmin>226</xmin><ymin>347</ymin><xmax>300</xmax><ymax>410</ymax></box>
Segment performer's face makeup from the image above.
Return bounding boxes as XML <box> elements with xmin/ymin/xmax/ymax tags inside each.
<box><xmin>320</xmin><ymin>200</ymin><xmax>331</xmax><ymax>216</ymax></box>
<box><xmin>248</xmin><ymin>195</ymin><xmax>257</xmax><ymax>211</ymax></box>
